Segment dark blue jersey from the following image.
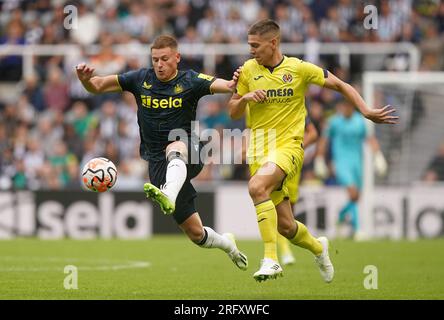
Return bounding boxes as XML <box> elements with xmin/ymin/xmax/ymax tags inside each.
<box><xmin>118</xmin><ymin>68</ymin><xmax>215</xmax><ymax>161</ymax></box>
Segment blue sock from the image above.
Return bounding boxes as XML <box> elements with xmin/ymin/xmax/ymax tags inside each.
<box><xmin>350</xmin><ymin>202</ymin><xmax>359</xmax><ymax>231</ymax></box>
<box><xmin>338</xmin><ymin>201</ymin><xmax>354</xmax><ymax>223</ymax></box>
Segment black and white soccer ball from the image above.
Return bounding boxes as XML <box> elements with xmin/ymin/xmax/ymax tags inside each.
<box><xmin>81</xmin><ymin>157</ymin><xmax>117</xmax><ymax>192</ymax></box>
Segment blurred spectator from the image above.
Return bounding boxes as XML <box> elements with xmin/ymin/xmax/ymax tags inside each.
<box><xmin>22</xmin><ymin>73</ymin><xmax>45</xmax><ymax>112</ymax></box>
<box><xmin>116</xmin><ymin>91</ymin><xmax>138</xmax><ymax>138</ymax></box>
<box><xmin>96</xmin><ymin>100</ymin><xmax>119</xmax><ymax>140</ymax></box>
<box><xmin>121</xmin><ymin>1</ymin><xmax>154</xmax><ymax>41</ymax></box>
<box><xmin>275</xmin><ymin>4</ymin><xmax>294</xmax><ymax>42</ymax></box>
<box><xmin>419</xmin><ymin>22</ymin><xmax>444</xmax><ymax>71</ymax></box>
<box><xmin>319</xmin><ymin>7</ymin><xmax>345</xmax><ymax>42</ymax></box>
<box><xmin>23</xmin><ymin>136</ymin><xmax>45</xmax><ymax>178</ymax></box>
<box><xmin>201</xmin><ymin>100</ymin><xmax>230</xmax><ymax>131</ymax></box>
<box><xmin>12</xmin><ymin>123</ymin><xmax>28</xmax><ymax>159</ymax></box>
<box><xmin>0</xmin><ymin>147</ymin><xmax>14</xmax><ymax>190</ymax></box>
<box><xmin>80</xmin><ymin>137</ymin><xmax>100</xmax><ymax>169</ymax></box>
<box><xmin>16</xmin><ymin>94</ymin><xmax>36</xmax><ymax>125</ymax></box>
<box><xmin>66</xmin><ymin>101</ymin><xmax>97</xmax><ymax>139</ymax></box>
<box><xmin>115</xmin><ymin>120</ymin><xmax>138</xmax><ymax>160</ymax></box>
<box><xmin>151</xmin><ymin>10</ymin><xmax>174</xmax><ymax>39</ymax></box>
<box><xmin>0</xmin><ymin>123</ymin><xmax>9</xmax><ymax>154</ymax></box>
<box><xmin>102</xmin><ymin>7</ymin><xmax>124</xmax><ymax>35</ymax></box>
<box><xmin>39</xmin><ymin>160</ymin><xmax>62</xmax><ymax>190</ymax></box>
<box><xmin>438</xmin><ymin>1</ymin><xmax>444</xmax><ymax>34</ymax></box>
<box><xmin>43</xmin><ymin>66</ymin><xmax>69</xmax><ymax>112</ymax></box>
<box><xmin>179</xmin><ymin>26</ymin><xmax>203</xmax><ymax>70</ymax></box>
<box><xmin>170</xmin><ymin>1</ymin><xmax>191</xmax><ymax>39</ymax></box>
<box><xmin>31</xmin><ymin>113</ymin><xmax>63</xmax><ymax>156</ymax></box>
<box><xmin>0</xmin><ymin>20</ymin><xmax>25</xmax><ymax>81</ymax></box>
<box><xmin>70</xmin><ymin>2</ymin><xmax>101</xmax><ymax>45</ymax></box>
<box><xmin>65</xmin><ymin>161</ymin><xmax>82</xmax><ymax>190</ymax></box>
<box><xmin>239</xmin><ymin>0</ymin><xmax>261</xmax><ymax>24</ymax></box>
<box><xmin>196</xmin><ymin>8</ymin><xmax>217</xmax><ymax>42</ymax></box>
<box><xmin>103</xmin><ymin>139</ymin><xmax>120</xmax><ymax>165</ymax></box>
<box><xmin>90</xmin><ymin>33</ymin><xmax>126</xmax><ymax>75</ymax></box>
<box><xmin>220</xmin><ymin>7</ymin><xmax>247</xmax><ymax>43</ymax></box>
<box><xmin>63</xmin><ymin>123</ymin><xmax>84</xmax><ymax>160</ymax></box>
<box><xmin>48</xmin><ymin>140</ymin><xmax>78</xmax><ymax>187</ymax></box>
<box><xmin>377</xmin><ymin>0</ymin><xmax>402</xmax><ymax>42</ymax></box>
<box><xmin>12</xmin><ymin>158</ymin><xmax>27</xmax><ymax>189</ymax></box>
<box><xmin>304</xmin><ymin>21</ymin><xmax>321</xmax><ymax>64</ymax></box>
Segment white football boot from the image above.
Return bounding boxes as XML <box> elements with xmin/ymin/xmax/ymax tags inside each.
<box><xmin>253</xmin><ymin>258</ymin><xmax>283</xmax><ymax>282</ymax></box>
<box><xmin>223</xmin><ymin>233</ymin><xmax>248</xmax><ymax>271</ymax></box>
<box><xmin>280</xmin><ymin>252</ymin><xmax>296</xmax><ymax>266</ymax></box>
<box><xmin>314</xmin><ymin>236</ymin><xmax>334</xmax><ymax>283</ymax></box>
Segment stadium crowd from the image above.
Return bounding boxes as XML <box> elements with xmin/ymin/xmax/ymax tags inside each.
<box><xmin>0</xmin><ymin>0</ymin><xmax>444</xmax><ymax>190</ymax></box>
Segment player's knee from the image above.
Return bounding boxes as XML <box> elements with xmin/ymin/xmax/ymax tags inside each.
<box><xmin>166</xmin><ymin>144</ymin><xmax>188</xmax><ymax>163</ymax></box>
<box><xmin>349</xmin><ymin>188</ymin><xmax>359</xmax><ymax>201</ymax></box>
<box><xmin>248</xmin><ymin>180</ymin><xmax>269</xmax><ymax>200</ymax></box>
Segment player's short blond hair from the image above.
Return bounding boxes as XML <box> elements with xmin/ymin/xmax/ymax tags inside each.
<box><xmin>151</xmin><ymin>35</ymin><xmax>178</xmax><ymax>51</ymax></box>
<box><xmin>248</xmin><ymin>19</ymin><xmax>280</xmax><ymax>39</ymax></box>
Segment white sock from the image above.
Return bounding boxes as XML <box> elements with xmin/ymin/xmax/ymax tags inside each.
<box><xmin>162</xmin><ymin>158</ymin><xmax>187</xmax><ymax>204</ymax></box>
<box><xmin>197</xmin><ymin>227</ymin><xmax>234</xmax><ymax>253</ymax></box>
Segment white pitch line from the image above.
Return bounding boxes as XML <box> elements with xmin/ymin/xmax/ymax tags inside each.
<box><xmin>0</xmin><ymin>256</ymin><xmax>151</xmax><ymax>272</ymax></box>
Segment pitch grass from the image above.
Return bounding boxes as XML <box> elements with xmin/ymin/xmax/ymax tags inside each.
<box><xmin>0</xmin><ymin>237</ymin><xmax>443</xmax><ymax>300</ymax></box>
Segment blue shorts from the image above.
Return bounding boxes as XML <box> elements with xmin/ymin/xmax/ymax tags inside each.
<box><xmin>335</xmin><ymin>163</ymin><xmax>362</xmax><ymax>190</ymax></box>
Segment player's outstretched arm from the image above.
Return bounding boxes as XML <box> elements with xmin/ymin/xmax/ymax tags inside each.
<box><xmin>323</xmin><ymin>71</ymin><xmax>398</xmax><ymax>124</ymax></box>
<box><xmin>210</xmin><ymin>67</ymin><xmax>242</xmax><ymax>94</ymax></box>
<box><xmin>76</xmin><ymin>63</ymin><xmax>122</xmax><ymax>94</ymax></box>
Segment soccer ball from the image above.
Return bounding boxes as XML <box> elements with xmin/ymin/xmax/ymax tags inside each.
<box><xmin>81</xmin><ymin>157</ymin><xmax>117</xmax><ymax>192</ymax></box>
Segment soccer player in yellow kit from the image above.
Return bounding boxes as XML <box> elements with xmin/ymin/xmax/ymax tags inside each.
<box><xmin>246</xmin><ymin>107</ymin><xmax>319</xmax><ymax>266</ymax></box>
<box><xmin>228</xmin><ymin>19</ymin><xmax>398</xmax><ymax>282</ymax></box>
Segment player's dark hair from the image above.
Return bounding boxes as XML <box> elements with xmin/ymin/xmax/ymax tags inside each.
<box><xmin>151</xmin><ymin>35</ymin><xmax>178</xmax><ymax>51</ymax></box>
<box><xmin>248</xmin><ymin>19</ymin><xmax>280</xmax><ymax>37</ymax></box>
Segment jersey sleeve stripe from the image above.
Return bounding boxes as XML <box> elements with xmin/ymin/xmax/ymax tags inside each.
<box><xmin>115</xmin><ymin>74</ymin><xmax>123</xmax><ymax>91</ymax></box>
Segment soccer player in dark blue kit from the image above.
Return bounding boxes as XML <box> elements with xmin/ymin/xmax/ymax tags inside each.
<box><xmin>76</xmin><ymin>35</ymin><xmax>248</xmax><ymax>271</ymax></box>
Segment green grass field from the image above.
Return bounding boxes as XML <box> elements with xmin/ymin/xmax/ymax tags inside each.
<box><xmin>1</xmin><ymin>237</ymin><xmax>443</xmax><ymax>299</ymax></box>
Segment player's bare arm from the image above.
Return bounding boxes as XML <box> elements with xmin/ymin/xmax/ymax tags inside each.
<box><xmin>76</xmin><ymin>63</ymin><xmax>122</xmax><ymax>94</ymax></box>
<box><xmin>323</xmin><ymin>71</ymin><xmax>398</xmax><ymax>124</ymax></box>
<box><xmin>210</xmin><ymin>67</ymin><xmax>242</xmax><ymax>93</ymax></box>
<box><xmin>228</xmin><ymin>89</ymin><xmax>267</xmax><ymax>120</ymax></box>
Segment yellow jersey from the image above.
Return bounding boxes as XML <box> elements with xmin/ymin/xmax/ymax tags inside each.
<box><xmin>237</xmin><ymin>56</ymin><xmax>325</xmax><ymax>156</ymax></box>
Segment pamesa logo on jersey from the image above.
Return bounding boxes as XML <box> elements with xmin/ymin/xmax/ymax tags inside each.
<box><xmin>266</xmin><ymin>88</ymin><xmax>294</xmax><ymax>97</ymax></box>
<box><xmin>140</xmin><ymin>95</ymin><xmax>183</xmax><ymax>109</ymax></box>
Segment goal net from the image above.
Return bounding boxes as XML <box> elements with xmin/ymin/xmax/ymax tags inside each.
<box><xmin>360</xmin><ymin>72</ymin><xmax>444</xmax><ymax>239</ymax></box>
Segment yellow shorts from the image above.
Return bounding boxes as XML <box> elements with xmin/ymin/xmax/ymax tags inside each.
<box><xmin>287</xmin><ymin>167</ymin><xmax>301</xmax><ymax>205</ymax></box>
<box><xmin>248</xmin><ymin>139</ymin><xmax>304</xmax><ymax>206</ymax></box>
